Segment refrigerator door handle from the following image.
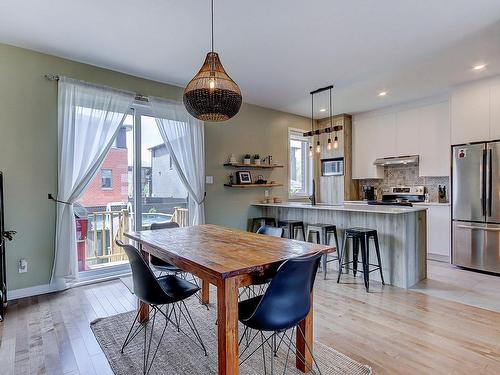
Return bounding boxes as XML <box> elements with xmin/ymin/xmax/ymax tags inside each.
<box><xmin>455</xmin><ymin>224</ymin><xmax>500</xmax><ymax>232</ymax></box>
<box><xmin>487</xmin><ymin>148</ymin><xmax>493</xmax><ymax>217</ymax></box>
<box><xmin>481</xmin><ymin>149</ymin><xmax>487</xmax><ymax>217</ymax></box>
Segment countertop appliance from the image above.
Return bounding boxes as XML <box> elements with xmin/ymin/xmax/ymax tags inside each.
<box><xmin>362</xmin><ymin>185</ymin><xmax>376</xmax><ymax>201</ymax></box>
<box><xmin>367</xmin><ymin>185</ymin><xmax>425</xmax><ymax>207</ymax></box>
<box><xmin>452</xmin><ymin>141</ymin><xmax>500</xmax><ymax>274</ymax></box>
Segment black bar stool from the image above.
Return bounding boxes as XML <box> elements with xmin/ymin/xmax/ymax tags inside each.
<box><xmin>306</xmin><ymin>224</ymin><xmax>340</xmax><ymax>279</ymax></box>
<box><xmin>337</xmin><ymin>227</ymin><xmax>385</xmax><ymax>292</ymax></box>
<box><xmin>277</xmin><ymin>220</ymin><xmax>306</xmax><ymax>240</ymax></box>
<box><xmin>250</xmin><ymin>217</ymin><xmax>276</xmax><ymax>232</ymax></box>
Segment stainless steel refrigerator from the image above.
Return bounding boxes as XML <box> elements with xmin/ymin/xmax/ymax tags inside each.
<box><xmin>452</xmin><ymin>141</ymin><xmax>500</xmax><ymax>274</ymax></box>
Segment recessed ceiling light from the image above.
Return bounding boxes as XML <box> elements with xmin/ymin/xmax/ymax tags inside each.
<box><xmin>472</xmin><ymin>64</ymin><xmax>487</xmax><ymax>71</ymax></box>
<box><xmin>319</xmin><ymin>108</ymin><xmax>326</xmax><ymax>112</ymax></box>
<box><xmin>378</xmin><ymin>91</ymin><xmax>388</xmax><ymax>97</ymax></box>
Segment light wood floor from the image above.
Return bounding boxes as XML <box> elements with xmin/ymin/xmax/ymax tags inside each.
<box><xmin>1</xmin><ymin>266</ymin><xmax>499</xmax><ymax>375</ymax></box>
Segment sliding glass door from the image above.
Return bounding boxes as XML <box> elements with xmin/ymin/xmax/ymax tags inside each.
<box><xmin>76</xmin><ymin>105</ymin><xmax>188</xmax><ymax>278</ymax></box>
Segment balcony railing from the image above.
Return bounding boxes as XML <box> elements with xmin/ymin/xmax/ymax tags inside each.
<box><xmin>79</xmin><ymin>207</ymin><xmax>188</xmax><ymax>271</ymax></box>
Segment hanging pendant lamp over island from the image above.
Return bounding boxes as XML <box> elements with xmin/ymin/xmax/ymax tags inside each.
<box><xmin>183</xmin><ymin>0</ymin><xmax>242</xmax><ymax>122</ymax></box>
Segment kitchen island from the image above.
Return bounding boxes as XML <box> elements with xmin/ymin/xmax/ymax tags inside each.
<box><xmin>253</xmin><ymin>202</ymin><xmax>427</xmax><ymax>288</ymax></box>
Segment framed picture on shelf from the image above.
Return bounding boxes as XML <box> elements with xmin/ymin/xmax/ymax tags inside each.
<box><xmin>236</xmin><ymin>171</ymin><xmax>252</xmax><ymax>184</ymax></box>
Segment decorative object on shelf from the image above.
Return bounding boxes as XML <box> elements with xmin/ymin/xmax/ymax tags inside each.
<box><xmin>243</xmin><ymin>154</ymin><xmax>251</xmax><ymax>165</ymax></box>
<box><xmin>228</xmin><ymin>153</ymin><xmax>237</xmax><ymax>164</ymax></box>
<box><xmin>273</xmin><ymin>197</ymin><xmax>282</xmax><ymax>203</ymax></box>
<box><xmin>183</xmin><ymin>0</ymin><xmax>242</xmax><ymax>122</ymax></box>
<box><xmin>255</xmin><ymin>175</ymin><xmax>267</xmax><ymax>184</ymax></box>
<box><xmin>266</xmin><ymin>155</ymin><xmax>273</xmax><ymax>165</ymax></box>
<box><xmin>236</xmin><ymin>170</ymin><xmax>252</xmax><ymax>184</ymax></box>
<box><xmin>304</xmin><ymin>85</ymin><xmax>343</xmax><ymax>155</ymax></box>
<box><xmin>228</xmin><ymin>174</ymin><xmax>234</xmax><ymax>185</ymax></box>
<box><xmin>438</xmin><ymin>185</ymin><xmax>447</xmax><ymax>203</ymax></box>
<box><xmin>253</xmin><ymin>154</ymin><xmax>261</xmax><ymax>165</ymax></box>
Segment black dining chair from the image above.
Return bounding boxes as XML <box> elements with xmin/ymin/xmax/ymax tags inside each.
<box><xmin>116</xmin><ymin>240</ymin><xmax>207</xmax><ymax>375</ymax></box>
<box><xmin>238</xmin><ymin>252</ymin><xmax>323</xmax><ymax>375</ymax></box>
<box><xmin>239</xmin><ymin>225</ymin><xmax>285</xmax><ymax>301</ymax></box>
<box><xmin>149</xmin><ymin>221</ymin><xmax>182</xmax><ymax>275</ymax></box>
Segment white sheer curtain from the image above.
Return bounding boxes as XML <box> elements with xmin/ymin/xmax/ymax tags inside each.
<box><xmin>51</xmin><ymin>77</ymin><xmax>135</xmax><ymax>290</ymax></box>
<box><xmin>149</xmin><ymin>96</ymin><xmax>205</xmax><ymax>225</ymax></box>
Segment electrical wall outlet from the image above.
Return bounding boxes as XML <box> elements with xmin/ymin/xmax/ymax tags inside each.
<box><xmin>18</xmin><ymin>258</ymin><xmax>28</xmax><ymax>273</ymax></box>
<box><xmin>264</xmin><ymin>190</ymin><xmax>270</xmax><ymax>197</ymax></box>
<box><xmin>205</xmin><ymin>175</ymin><xmax>214</xmax><ymax>184</ymax></box>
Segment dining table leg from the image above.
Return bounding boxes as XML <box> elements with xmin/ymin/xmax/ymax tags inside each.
<box><xmin>138</xmin><ymin>244</ymin><xmax>150</xmax><ymax>323</ymax></box>
<box><xmin>296</xmin><ymin>292</ymin><xmax>314</xmax><ymax>372</ymax></box>
<box><xmin>217</xmin><ymin>277</ymin><xmax>239</xmax><ymax>375</ymax></box>
<box><xmin>201</xmin><ymin>279</ymin><xmax>210</xmax><ymax>305</ymax></box>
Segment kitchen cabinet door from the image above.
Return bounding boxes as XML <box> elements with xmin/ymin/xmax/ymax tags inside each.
<box><xmin>426</xmin><ymin>205</ymin><xmax>451</xmax><ymax>260</ymax></box>
<box><xmin>451</xmin><ymin>84</ymin><xmax>490</xmax><ymax>144</ymax></box>
<box><xmin>374</xmin><ymin>113</ymin><xmax>397</xmax><ymax>158</ymax></box>
<box><xmin>396</xmin><ymin>108</ymin><xmax>420</xmax><ymax>155</ymax></box>
<box><xmin>490</xmin><ymin>80</ymin><xmax>500</xmax><ymax>140</ymax></box>
<box><xmin>418</xmin><ymin>102</ymin><xmax>450</xmax><ymax>176</ymax></box>
<box><xmin>352</xmin><ymin>116</ymin><xmax>384</xmax><ymax>179</ymax></box>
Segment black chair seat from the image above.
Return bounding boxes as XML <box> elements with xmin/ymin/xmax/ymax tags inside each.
<box><xmin>156</xmin><ymin>275</ymin><xmax>199</xmax><ymax>303</ymax></box>
<box><xmin>150</xmin><ymin>256</ymin><xmax>182</xmax><ymax>273</ymax></box>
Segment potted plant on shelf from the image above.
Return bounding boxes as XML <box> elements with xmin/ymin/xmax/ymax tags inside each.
<box><xmin>253</xmin><ymin>154</ymin><xmax>261</xmax><ymax>165</ymax></box>
<box><xmin>243</xmin><ymin>154</ymin><xmax>251</xmax><ymax>165</ymax></box>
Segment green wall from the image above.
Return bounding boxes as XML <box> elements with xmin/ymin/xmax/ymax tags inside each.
<box><xmin>0</xmin><ymin>43</ymin><xmax>309</xmax><ymax>292</ymax></box>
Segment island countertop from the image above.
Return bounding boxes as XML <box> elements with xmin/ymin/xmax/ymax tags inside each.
<box><xmin>252</xmin><ymin>202</ymin><xmax>428</xmax><ymax>215</ymax></box>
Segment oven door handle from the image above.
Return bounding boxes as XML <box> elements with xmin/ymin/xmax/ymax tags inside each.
<box><xmin>456</xmin><ymin>224</ymin><xmax>500</xmax><ymax>232</ymax></box>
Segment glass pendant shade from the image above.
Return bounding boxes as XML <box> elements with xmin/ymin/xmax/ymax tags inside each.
<box><xmin>333</xmin><ymin>135</ymin><xmax>339</xmax><ymax>149</ymax></box>
<box><xmin>183</xmin><ymin>52</ymin><xmax>242</xmax><ymax>122</ymax></box>
<box><xmin>327</xmin><ymin>138</ymin><xmax>332</xmax><ymax>150</ymax></box>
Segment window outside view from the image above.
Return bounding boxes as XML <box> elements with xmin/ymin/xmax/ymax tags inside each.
<box><xmin>289</xmin><ymin>130</ymin><xmax>310</xmax><ymax>198</ymax></box>
<box><xmin>75</xmin><ymin>112</ymin><xmax>188</xmax><ymax>273</ymax></box>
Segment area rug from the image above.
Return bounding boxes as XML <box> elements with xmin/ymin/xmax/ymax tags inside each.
<box><xmin>91</xmin><ymin>298</ymin><xmax>372</xmax><ymax>375</ymax></box>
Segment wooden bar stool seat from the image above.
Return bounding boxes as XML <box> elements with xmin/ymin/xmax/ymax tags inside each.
<box><xmin>306</xmin><ymin>224</ymin><xmax>340</xmax><ymax>279</ymax></box>
<box><xmin>337</xmin><ymin>227</ymin><xmax>385</xmax><ymax>292</ymax></box>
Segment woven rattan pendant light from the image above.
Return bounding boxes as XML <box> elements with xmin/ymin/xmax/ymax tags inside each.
<box><xmin>183</xmin><ymin>0</ymin><xmax>242</xmax><ymax>122</ymax></box>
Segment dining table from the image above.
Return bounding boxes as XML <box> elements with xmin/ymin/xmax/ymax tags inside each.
<box><xmin>125</xmin><ymin>224</ymin><xmax>334</xmax><ymax>374</ymax></box>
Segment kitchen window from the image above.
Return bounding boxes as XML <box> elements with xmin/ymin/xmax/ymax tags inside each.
<box><xmin>101</xmin><ymin>169</ymin><xmax>112</xmax><ymax>189</ymax></box>
<box><xmin>288</xmin><ymin>128</ymin><xmax>311</xmax><ymax>199</ymax></box>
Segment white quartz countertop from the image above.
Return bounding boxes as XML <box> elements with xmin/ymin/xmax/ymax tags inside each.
<box><xmin>253</xmin><ymin>202</ymin><xmax>428</xmax><ymax>214</ymax></box>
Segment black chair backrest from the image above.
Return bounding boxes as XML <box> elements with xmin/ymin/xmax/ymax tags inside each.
<box><xmin>116</xmin><ymin>240</ymin><xmax>170</xmax><ymax>305</ymax></box>
<box><xmin>150</xmin><ymin>221</ymin><xmax>179</xmax><ymax>230</ymax></box>
<box><xmin>256</xmin><ymin>225</ymin><xmax>283</xmax><ymax>238</ymax></box>
<box><xmin>242</xmin><ymin>252</ymin><xmax>322</xmax><ymax>331</ymax></box>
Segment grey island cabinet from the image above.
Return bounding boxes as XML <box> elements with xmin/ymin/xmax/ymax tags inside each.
<box><xmin>252</xmin><ymin>202</ymin><xmax>427</xmax><ymax>288</ymax></box>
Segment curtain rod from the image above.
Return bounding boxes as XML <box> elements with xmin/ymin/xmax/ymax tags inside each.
<box><xmin>44</xmin><ymin>74</ymin><xmax>149</xmax><ymax>102</ymax></box>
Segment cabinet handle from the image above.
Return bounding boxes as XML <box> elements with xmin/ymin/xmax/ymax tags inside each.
<box><xmin>456</xmin><ymin>224</ymin><xmax>500</xmax><ymax>232</ymax></box>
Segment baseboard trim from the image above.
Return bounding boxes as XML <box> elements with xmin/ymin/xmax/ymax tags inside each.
<box><xmin>428</xmin><ymin>253</ymin><xmax>450</xmax><ymax>263</ymax></box>
<box><xmin>8</xmin><ymin>284</ymin><xmax>58</xmax><ymax>301</ymax></box>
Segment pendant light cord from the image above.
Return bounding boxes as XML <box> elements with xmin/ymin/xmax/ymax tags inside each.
<box><xmin>329</xmin><ymin>87</ymin><xmax>333</xmax><ymax>128</ymax></box>
<box><xmin>211</xmin><ymin>0</ymin><xmax>214</xmax><ymax>53</ymax></box>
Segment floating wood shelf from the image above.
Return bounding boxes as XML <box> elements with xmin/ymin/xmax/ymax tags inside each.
<box><xmin>223</xmin><ymin>163</ymin><xmax>284</xmax><ymax>169</ymax></box>
<box><xmin>224</xmin><ymin>183</ymin><xmax>283</xmax><ymax>188</ymax></box>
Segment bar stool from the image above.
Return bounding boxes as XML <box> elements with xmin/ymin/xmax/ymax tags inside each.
<box><xmin>250</xmin><ymin>217</ymin><xmax>276</xmax><ymax>232</ymax></box>
<box><xmin>277</xmin><ymin>220</ymin><xmax>306</xmax><ymax>240</ymax></box>
<box><xmin>306</xmin><ymin>224</ymin><xmax>340</xmax><ymax>279</ymax></box>
<box><xmin>337</xmin><ymin>227</ymin><xmax>385</xmax><ymax>292</ymax></box>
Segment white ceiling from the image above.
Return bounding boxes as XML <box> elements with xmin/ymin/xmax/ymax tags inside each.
<box><xmin>1</xmin><ymin>0</ymin><xmax>500</xmax><ymax>117</ymax></box>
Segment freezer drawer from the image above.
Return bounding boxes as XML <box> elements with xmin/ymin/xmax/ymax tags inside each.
<box><xmin>453</xmin><ymin>222</ymin><xmax>500</xmax><ymax>274</ymax></box>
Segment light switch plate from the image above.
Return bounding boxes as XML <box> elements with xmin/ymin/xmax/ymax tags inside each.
<box><xmin>205</xmin><ymin>175</ymin><xmax>214</xmax><ymax>184</ymax></box>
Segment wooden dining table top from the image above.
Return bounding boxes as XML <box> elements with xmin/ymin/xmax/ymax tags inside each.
<box><xmin>125</xmin><ymin>224</ymin><xmax>334</xmax><ymax>280</ymax></box>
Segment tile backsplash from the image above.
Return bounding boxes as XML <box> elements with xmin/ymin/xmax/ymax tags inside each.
<box><xmin>357</xmin><ymin>165</ymin><xmax>449</xmax><ymax>202</ymax></box>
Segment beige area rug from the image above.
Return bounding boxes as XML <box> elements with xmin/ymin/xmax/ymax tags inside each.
<box><xmin>91</xmin><ymin>296</ymin><xmax>372</xmax><ymax>375</ymax></box>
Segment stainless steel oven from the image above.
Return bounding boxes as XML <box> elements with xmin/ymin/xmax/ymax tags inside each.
<box><xmin>321</xmin><ymin>158</ymin><xmax>344</xmax><ymax>176</ymax></box>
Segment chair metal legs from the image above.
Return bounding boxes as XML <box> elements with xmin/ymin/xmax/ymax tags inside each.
<box><xmin>238</xmin><ymin>325</ymin><xmax>322</xmax><ymax>375</ymax></box>
<box><xmin>121</xmin><ymin>301</ymin><xmax>207</xmax><ymax>375</ymax></box>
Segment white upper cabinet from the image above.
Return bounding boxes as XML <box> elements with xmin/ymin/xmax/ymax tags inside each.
<box><xmin>451</xmin><ymin>83</ymin><xmax>490</xmax><ymax>144</ymax></box>
<box><xmin>374</xmin><ymin>113</ymin><xmax>397</xmax><ymax>158</ymax></box>
<box><xmin>418</xmin><ymin>102</ymin><xmax>450</xmax><ymax>176</ymax></box>
<box><xmin>490</xmin><ymin>80</ymin><xmax>500</xmax><ymax>140</ymax></box>
<box><xmin>352</xmin><ymin>116</ymin><xmax>384</xmax><ymax>179</ymax></box>
<box><xmin>396</xmin><ymin>108</ymin><xmax>420</xmax><ymax>155</ymax></box>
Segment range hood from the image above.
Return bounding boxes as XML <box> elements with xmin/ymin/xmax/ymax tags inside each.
<box><xmin>373</xmin><ymin>155</ymin><xmax>419</xmax><ymax>166</ymax></box>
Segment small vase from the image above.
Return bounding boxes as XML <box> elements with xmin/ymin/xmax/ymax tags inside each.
<box><xmin>254</xmin><ymin>159</ymin><xmax>261</xmax><ymax>165</ymax></box>
<box><xmin>243</xmin><ymin>158</ymin><xmax>251</xmax><ymax>165</ymax></box>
